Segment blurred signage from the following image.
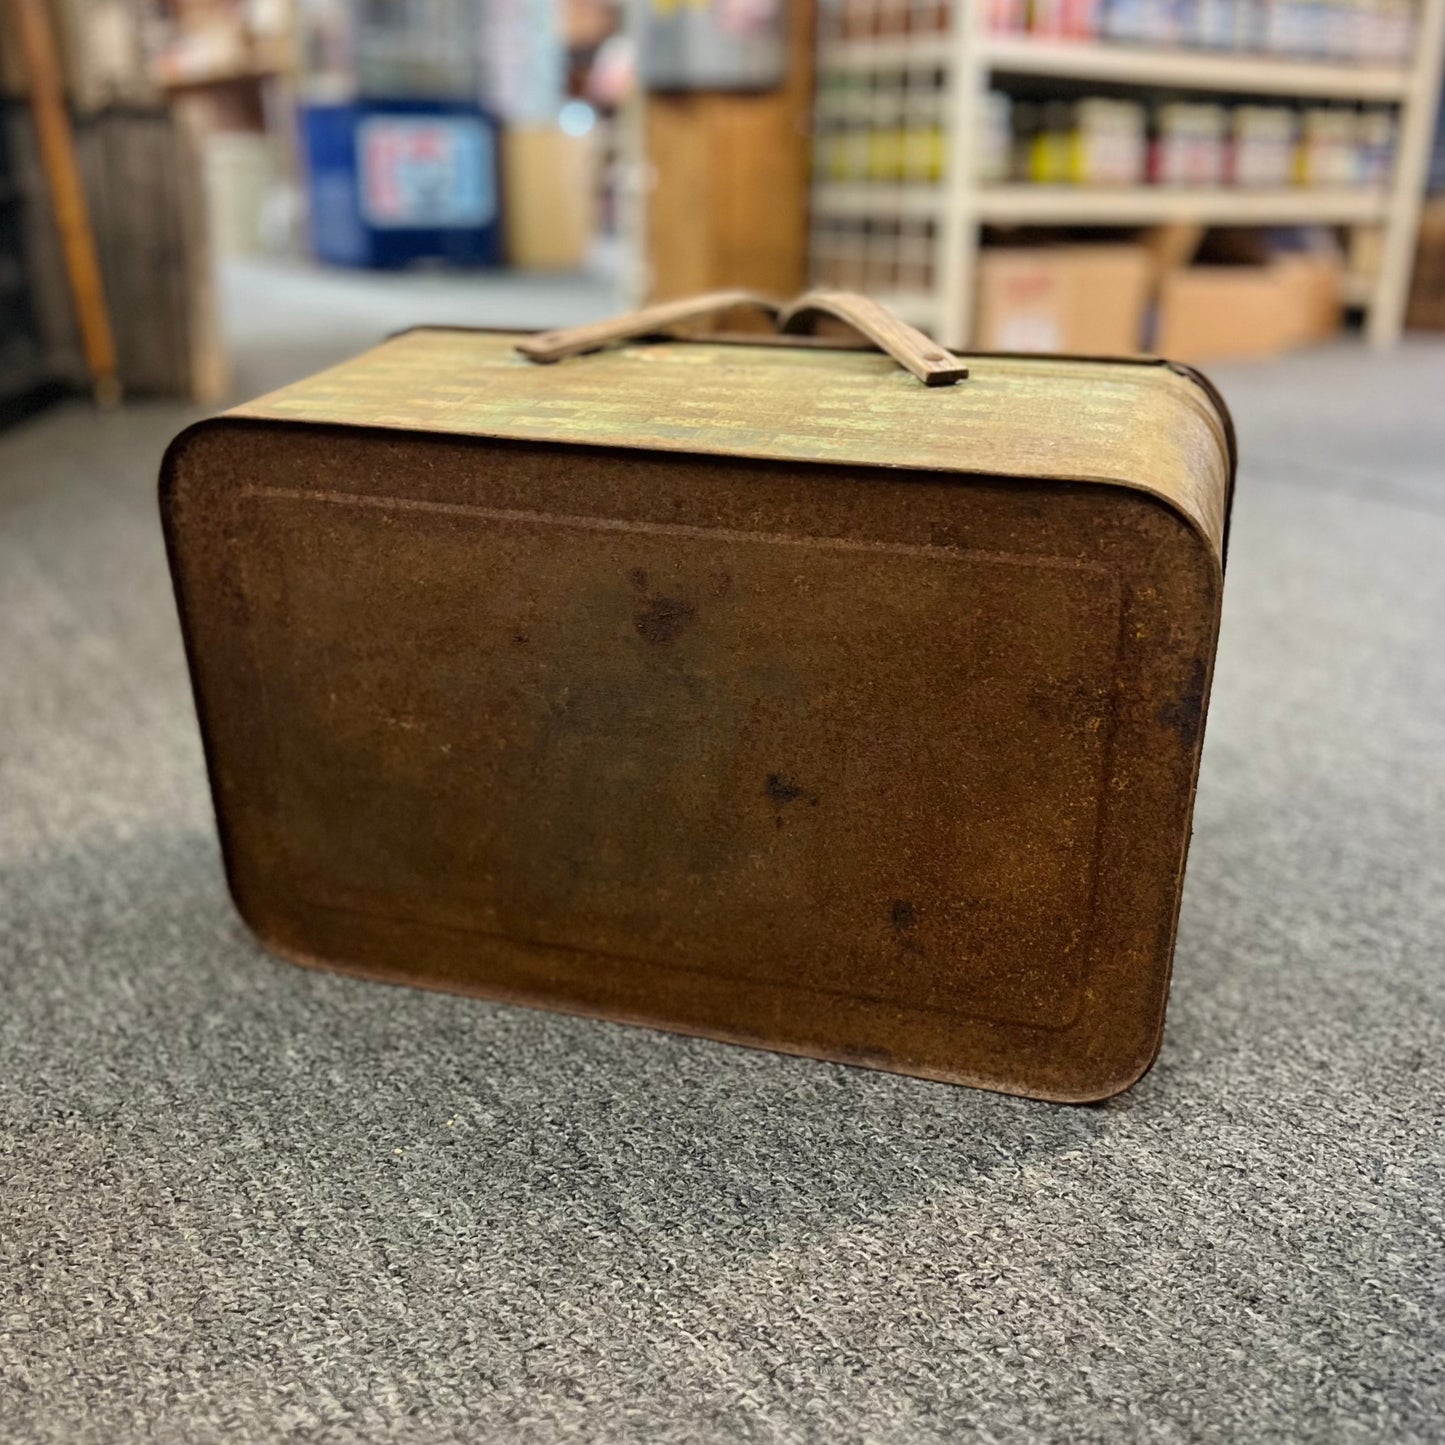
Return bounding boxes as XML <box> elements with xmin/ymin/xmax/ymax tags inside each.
<box><xmin>643</xmin><ymin>0</ymin><xmax>788</xmax><ymax>92</ymax></box>
<box><xmin>357</xmin><ymin>117</ymin><xmax>496</xmax><ymax>229</ymax></box>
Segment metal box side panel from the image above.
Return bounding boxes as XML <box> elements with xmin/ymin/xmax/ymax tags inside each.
<box><xmin>162</xmin><ymin>419</ymin><xmax>1222</xmax><ymax>1101</ymax></box>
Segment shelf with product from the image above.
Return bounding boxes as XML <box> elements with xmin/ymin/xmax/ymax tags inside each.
<box><xmin>807</xmin><ymin>0</ymin><xmax>1445</xmax><ymax>349</ymax></box>
<box><xmin>822</xmin><ymin>36</ymin><xmax>1413</xmax><ymax>101</ymax></box>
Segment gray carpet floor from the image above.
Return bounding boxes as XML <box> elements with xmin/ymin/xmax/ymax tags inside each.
<box><xmin>2</xmin><ymin>262</ymin><xmax>1443</xmax><ymax>1443</ymax></box>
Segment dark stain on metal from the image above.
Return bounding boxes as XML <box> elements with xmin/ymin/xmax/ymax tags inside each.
<box><xmin>891</xmin><ymin>899</ymin><xmax>923</xmax><ymax>954</ymax></box>
<box><xmin>634</xmin><ymin>595</ymin><xmax>695</xmax><ymax>644</ymax></box>
<box><xmin>766</xmin><ymin>772</ymin><xmax>817</xmax><ymax>807</ymax></box>
<box><xmin>1157</xmin><ymin>657</ymin><xmax>1210</xmax><ymax>748</ymax></box>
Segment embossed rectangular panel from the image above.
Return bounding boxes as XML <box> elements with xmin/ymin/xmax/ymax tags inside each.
<box><xmin>162</xmin><ymin>332</ymin><xmax>1233</xmax><ymax>1100</ymax></box>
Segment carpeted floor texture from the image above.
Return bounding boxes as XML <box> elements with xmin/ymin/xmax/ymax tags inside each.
<box><xmin>1</xmin><ymin>265</ymin><xmax>1443</xmax><ymax>1444</ymax></box>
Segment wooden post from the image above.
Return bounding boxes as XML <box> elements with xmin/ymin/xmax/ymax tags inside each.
<box><xmin>8</xmin><ymin>0</ymin><xmax>121</xmax><ymax>404</ymax></box>
<box><xmin>1367</xmin><ymin>0</ymin><xmax>1445</xmax><ymax>347</ymax></box>
<box><xmin>641</xmin><ymin>0</ymin><xmax>815</xmax><ymax>310</ymax></box>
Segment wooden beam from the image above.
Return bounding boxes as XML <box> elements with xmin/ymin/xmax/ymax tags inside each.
<box><xmin>642</xmin><ymin>0</ymin><xmax>815</xmax><ymax>312</ymax></box>
<box><xmin>8</xmin><ymin>0</ymin><xmax>121</xmax><ymax>404</ymax></box>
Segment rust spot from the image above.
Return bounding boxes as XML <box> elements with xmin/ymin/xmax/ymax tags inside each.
<box><xmin>709</xmin><ymin>572</ymin><xmax>733</xmax><ymax>598</ymax></box>
<box><xmin>512</xmin><ymin>633</ymin><xmax>529</xmax><ymax>646</ymax></box>
<box><xmin>1157</xmin><ymin>657</ymin><xmax>1209</xmax><ymax>749</ymax></box>
<box><xmin>766</xmin><ymin>773</ymin><xmax>818</xmax><ymax>807</ymax></box>
<box><xmin>634</xmin><ymin>596</ymin><xmax>695</xmax><ymax>644</ymax></box>
<box><xmin>627</xmin><ymin>567</ymin><xmax>649</xmax><ymax>592</ymax></box>
<box><xmin>890</xmin><ymin>899</ymin><xmax>922</xmax><ymax>954</ymax></box>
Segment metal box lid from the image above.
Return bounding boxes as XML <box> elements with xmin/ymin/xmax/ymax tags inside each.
<box><xmin>163</xmin><ymin>325</ymin><xmax>1232</xmax><ymax>1100</ymax></box>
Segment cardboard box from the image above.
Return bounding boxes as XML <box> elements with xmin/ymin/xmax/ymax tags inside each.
<box><xmin>1156</xmin><ymin>254</ymin><xmax>1342</xmax><ymax>363</ymax></box>
<box><xmin>975</xmin><ymin>244</ymin><xmax>1152</xmax><ymax>354</ymax></box>
<box><xmin>1156</xmin><ymin>267</ymin><xmax>1293</xmax><ymax>362</ymax></box>
<box><xmin>1275</xmin><ymin>253</ymin><xmax>1344</xmax><ymax>346</ymax></box>
<box><xmin>502</xmin><ymin>125</ymin><xmax>596</xmax><ymax>271</ymax></box>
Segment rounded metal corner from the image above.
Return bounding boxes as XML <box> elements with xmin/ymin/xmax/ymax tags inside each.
<box><xmin>1062</xmin><ymin>1033</ymin><xmax>1165</xmax><ymax>1105</ymax></box>
<box><xmin>1163</xmin><ymin>359</ymin><xmax>1238</xmax><ymax>474</ymax></box>
<box><xmin>157</xmin><ymin>414</ymin><xmax>245</xmax><ymax>518</ymax></box>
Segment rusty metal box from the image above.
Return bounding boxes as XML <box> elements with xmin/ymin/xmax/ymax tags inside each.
<box><xmin>162</xmin><ymin>303</ymin><xmax>1233</xmax><ymax>1101</ymax></box>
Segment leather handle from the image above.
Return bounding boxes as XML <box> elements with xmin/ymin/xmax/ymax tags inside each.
<box><xmin>515</xmin><ymin>289</ymin><xmax>782</xmax><ymax>363</ymax></box>
<box><xmin>778</xmin><ymin>289</ymin><xmax>967</xmax><ymax>387</ymax></box>
<box><xmin>516</xmin><ymin>287</ymin><xmax>967</xmax><ymax>388</ymax></box>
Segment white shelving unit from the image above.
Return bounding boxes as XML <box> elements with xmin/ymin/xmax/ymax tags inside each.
<box><xmin>818</xmin><ymin>181</ymin><xmax>1393</xmax><ymax>223</ymax></box>
<box><xmin>809</xmin><ymin>3</ymin><xmax>1445</xmax><ymax>347</ymax></box>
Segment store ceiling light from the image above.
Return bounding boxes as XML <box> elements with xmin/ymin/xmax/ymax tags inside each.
<box><xmin>559</xmin><ymin>101</ymin><xmax>596</xmax><ymax>138</ymax></box>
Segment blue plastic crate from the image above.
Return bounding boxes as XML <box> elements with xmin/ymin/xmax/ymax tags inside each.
<box><xmin>300</xmin><ymin>100</ymin><xmax>502</xmax><ymax>269</ymax></box>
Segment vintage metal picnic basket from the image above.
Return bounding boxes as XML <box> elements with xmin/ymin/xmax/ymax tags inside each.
<box><xmin>161</xmin><ymin>290</ymin><xmax>1233</xmax><ymax>1101</ymax></box>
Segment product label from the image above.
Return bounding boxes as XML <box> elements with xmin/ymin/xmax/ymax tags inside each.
<box><xmin>358</xmin><ymin>116</ymin><xmax>495</xmax><ymax>230</ymax></box>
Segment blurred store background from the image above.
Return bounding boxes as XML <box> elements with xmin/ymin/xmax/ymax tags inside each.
<box><xmin>7</xmin><ymin>10</ymin><xmax>1445</xmax><ymax>1438</ymax></box>
<box><xmin>1</xmin><ymin>0</ymin><xmax>1444</xmax><ymax>415</ymax></box>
